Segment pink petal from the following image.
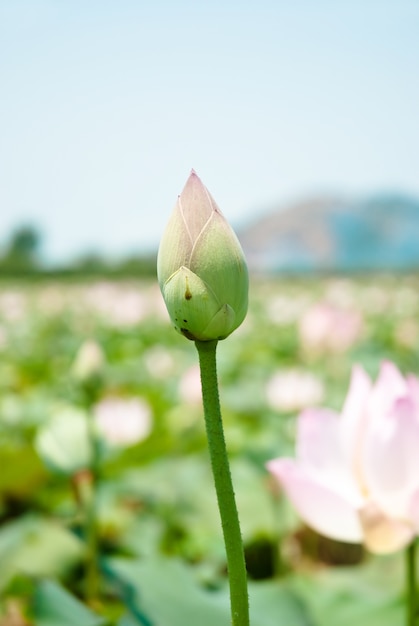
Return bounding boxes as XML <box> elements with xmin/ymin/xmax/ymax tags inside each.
<box><xmin>359</xmin><ymin>502</ymin><xmax>414</xmax><ymax>554</ymax></box>
<box><xmin>267</xmin><ymin>458</ymin><xmax>363</xmax><ymax>543</ymax></box>
<box><xmin>368</xmin><ymin>361</ymin><xmax>408</xmax><ymax>421</ymax></box>
<box><xmin>297</xmin><ymin>408</ymin><xmax>342</xmax><ymax>471</ymax></box>
<box><xmin>362</xmin><ymin>396</ymin><xmax>419</xmax><ymax>518</ymax></box>
<box><xmin>297</xmin><ymin>407</ymin><xmax>361</xmax><ymax>501</ymax></box>
<box><xmin>339</xmin><ymin>365</ymin><xmax>372</xmax><ymax>468</ymax></box>
<box><xmin>341</xmin><ymin>365</ymin><xmax>372</xmax><ymax>423</ymax></box>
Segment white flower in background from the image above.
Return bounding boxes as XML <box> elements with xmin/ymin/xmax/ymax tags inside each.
<box><xmin>109</xmin><ymin>289</ymin><xmax>148</xmax><ymax>326</ymax></box>
<box><xmin>83</xmin><ymin>282</ymin><xmax>149</xmax><ymax>326</ymax></box>
<box><xmin>35</xmin><ymin>408</ymin><xmax>93</xmax><ymax>476</ymax></box>
<box><xmin>37</xmin><ymin>285</ymin><xmax>67</xmax><ymax>316</ymax></box>
<box><xmin>0</xmin><ymin>291</ymin><xmax>27</xmax><ymax>322</ymax></box>
<box><xmin>93</xmin><ymin>397</ymin><xmax>152</xmax><ymax>447</ymax></box>
<box><xmin>360</xmin><ymin>285</ymin><xmax>390</xmax><ymax>314</ymax></box>
<box><xmin>144</xmin><ymin>346</ymin><xmax>175</xmax><ymax>379</ymax></box>
<box><xmin>147</xmin><ymin>283</ymin><xmax>172</xmax><ymax>320</ymax></box>
<box><xmin>72</xmin><ymin>340</ymin><xmax>105</xmax><ymax>380</ymax></box>
<box><xmin>178</xmin><ymin>364</ymin><xmax>202</xmax><ymax>404</ymax></box>
<box><xmin>266</xmin><ymin>294</ymin><xmax>309</xmax><ymax>325</ymax></box>
<box><xmin>299</xmin><ymin>302</ymin><xmax>363</xmax><ymax>355</ymax></box>
<box><xmin>266</xmin><ymin>369</ymin><xmax>324</xmax><ymax>413</ymax></box>
<box><xmin>324</xmin><ymin>279</ymin><xmax>356</xmax><ymax>308</ymax></box>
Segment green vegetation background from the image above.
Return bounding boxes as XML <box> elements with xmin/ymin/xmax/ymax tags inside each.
<box><xmin>0</xmin><ymin>266</ymin><xmax>418</xmax><ymax>625</ymax></box>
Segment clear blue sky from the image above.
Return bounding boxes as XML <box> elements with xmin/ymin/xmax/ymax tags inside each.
<box><xmin>1</xmin><ymin>0</ymin><xmax>418</xmax><ymax>262</ymax></box>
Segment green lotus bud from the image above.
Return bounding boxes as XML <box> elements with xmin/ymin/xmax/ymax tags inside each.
<box><xmin>157</xmin><ymin>171</ymin><xmax>248</xmax><ymax>341</ymax></box>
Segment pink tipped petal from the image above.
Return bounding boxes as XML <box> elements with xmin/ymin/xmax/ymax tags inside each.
<box><xmin>368</xmin><ymin>361</ymin><xmax>408</xmax><ymax>421</ymax></box>
<box><xmin>267</xmin><ymin>458</ymin><xmax>363</xmax><ymax>543</ymax></box>
<box><xmin>340</xmin><ymin>365</ymin><xmax>372</xmax><ymax>466</ymax></box>
<box><xmin>359</xmin><ymin>503</ymin><xmax>414</xmax><ymax>554</ymax></box>
<box><xmin>378</xmin><ymin>361</ymin><xmax>408</xmax><ymax>393</ymax></box>
<box><xmin>341</xmin><ymin>365</ymin><xmax>372</xmax><ymax>424</ymax></box>
<box><xmin>362</xmin><ymin>396</ymin><xmax>419</xmax><ymax>518</ymax></box>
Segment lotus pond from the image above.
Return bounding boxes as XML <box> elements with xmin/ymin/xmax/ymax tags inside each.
<box><xmin>1</xmin><ymin>274</ymin><xmax>418</xmax><ymax>625</ymax></box>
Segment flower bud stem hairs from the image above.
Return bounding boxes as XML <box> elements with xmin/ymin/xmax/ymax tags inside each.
<box><xmin>196</xmin><ymin>339</ymin><xmax>250</xmax><ymax>626</ymax></box>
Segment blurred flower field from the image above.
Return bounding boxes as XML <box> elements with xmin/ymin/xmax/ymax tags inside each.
<box><xmin>1</xmin><ymin>274</ymin><xmax>419</xmax><ymax>625</ymax></box>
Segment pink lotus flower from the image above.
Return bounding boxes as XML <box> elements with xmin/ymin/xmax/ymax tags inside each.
<box><xmin>299</xmin><ymin>302</ymin><xmax>363</xmax><ymax>355</ymax></box>
<box><xmin>93</xmin><ymin>397</ymin><xmax>152</xmax><ymax>447</ymax></box>
<box><xmin>267</xmin><ymin>362</ymin><xmax>419</xmax><ymax>554</ymax></box>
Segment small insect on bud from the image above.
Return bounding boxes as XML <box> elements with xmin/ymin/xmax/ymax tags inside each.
<box><xmin>157</xmin><ymin>171</ymin><xmax>248</xmax><ymax>341</ymax></box>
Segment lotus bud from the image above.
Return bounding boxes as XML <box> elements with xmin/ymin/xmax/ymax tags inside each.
<box><xmin>157</xmin><ymin>171</ymin><xmax>248</xmax><ymax>341</ymax></box>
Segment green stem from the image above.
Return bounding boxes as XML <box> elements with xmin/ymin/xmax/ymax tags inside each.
<box><xmin>195</xmin><ymin>340</ymin><xmax>250</xmax><ymax>626</ymax></box>
<box><xmin>407</xmin><ymin>539</ymin><xmax>417</xmax><ymax>626</ymax></box>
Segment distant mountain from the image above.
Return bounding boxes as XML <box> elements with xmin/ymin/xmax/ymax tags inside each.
<box><xmin>239</xmin><ymin>193</ymin><xmax>419</xmax><ymax>273</ymax></box>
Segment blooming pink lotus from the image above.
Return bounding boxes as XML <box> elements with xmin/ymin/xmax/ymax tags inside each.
<box><xmin>267</xmin><ymin>362</ymin><xmax>419</xmax><ymax>554</ymax></box>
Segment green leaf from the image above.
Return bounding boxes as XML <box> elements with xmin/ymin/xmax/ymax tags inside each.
<box><xmin>104</xmin><ymin>556</ymin><xmax>311</xmax><ymax>626</ymax></box>
<box><xmin>0</xmin><ymin>515</ymin><xmax>84</xmax><ymax>590</ymax></box>
<box><xmin>249</xmin><ymin>579</ymin><xmax>314</xmax><ymax>626</ymax></box>
<box><xmin>292</xmin><ymin>556</ymin><xmax>405</xmax><ymax>626</ymax></box>
<box><xmin>0</xmin><ymin>443</ymin><xmax>46</xmax><ymax>498</ymax></box>
<box><xmin>117</xmin><ymin>616</ymin><xmax>141</xmax><ymax>626</ymax></box>
<box><xmin>32</xmin><ymin>579</ymin><xmax>107</xmax><ymax>626</ymax></box>
<box><xmin>105</xmin><ymin>556</ymin><xmax>231</xmax><ymax>626</ymax></box>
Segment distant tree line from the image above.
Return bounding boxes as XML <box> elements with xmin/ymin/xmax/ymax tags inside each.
<box><xmin>0</xmin><ymin>225</ymin><xmax>156</xmax><ymax>278</ymax></box>
<box><xmin>0</xmin><ymin>225</ymin><xmax>42</xmax><ymax>275</ymax></box>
